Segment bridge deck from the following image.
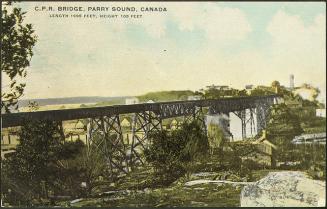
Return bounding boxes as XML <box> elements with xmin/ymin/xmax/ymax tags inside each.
<box><xmin>1</xmin><ymin>95</ymin><xmax>280</xmax><ymax>128</ymax></box>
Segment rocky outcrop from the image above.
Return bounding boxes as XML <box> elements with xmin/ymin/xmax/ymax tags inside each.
<box><xmin>240</xmin><ymin>171</ymin><xmax>325</xmax><ymax>207</ymax></box>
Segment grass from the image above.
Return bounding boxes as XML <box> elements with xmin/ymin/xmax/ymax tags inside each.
<box><xmin>251</xmin><ymin>169</ymin><xmax>286</xmax><ymax>181</ymax></box>
<box><xmin>67</xmin><ymin>183</ymin><xmax>242</xmax><ymax>207</ymax></box>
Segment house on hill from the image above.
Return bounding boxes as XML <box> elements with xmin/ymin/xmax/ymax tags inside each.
<box><xmin>230</xmin><ymin>130</ymin><xmax>277</xmax><ymax>167</ymax></box>
<box><xmin>245</xmin><ymin>85</ymin><xmax>254</xmax><ymax>94</ymax></box>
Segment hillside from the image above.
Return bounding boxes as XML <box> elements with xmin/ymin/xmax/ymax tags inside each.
<box><xmin>137</xmin><ymin>90</ymin><xmax>195</xmax><ymax>102</ymax></box>
<box><xmin>15</xmin><ymin>91</ymin><xmax>196</xmax><ymax>111</ymax></box>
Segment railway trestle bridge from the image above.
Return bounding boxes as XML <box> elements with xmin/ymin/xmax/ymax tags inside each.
<box><xmin>1</xmin><ymin>95</ymin><xmax>282</xmax><ymax>176</ymax></box>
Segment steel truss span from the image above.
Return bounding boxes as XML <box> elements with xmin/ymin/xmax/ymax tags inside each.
<box><xmin>1</xmin><ymin>95</ymin><xmax>281</xmax><ymax>176</ymax></box>
<box><xmin>2</xmin><ymin>95</ymin><xmax>279</xmax><ymax>128</ymax></box>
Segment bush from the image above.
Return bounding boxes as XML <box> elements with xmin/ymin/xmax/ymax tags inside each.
<box><xmin>1</xmin><ymin>120</ymin><xmax>85</xmax><ymax>206</ymax></box>
<box><xmin>144</xmin><ymin>120</ymin><xmax>209</xmax><ymax>185</ymax></box>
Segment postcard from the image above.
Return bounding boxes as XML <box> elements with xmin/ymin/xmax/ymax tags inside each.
<box><xmin>1</xmin><ymin>1</ymin><xmax>326</xmax><ymax>207</ymax></box>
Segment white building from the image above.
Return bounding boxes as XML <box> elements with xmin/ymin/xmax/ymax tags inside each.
<box><xmin>245</xmin><ymin>85</ymin><xmax>254</xmax><ymax>94</ymax></box>
<box><xmin>187</xmin><ymin>95</ymin><xmax>202</xmax><ymax>101</ymax></box>
<box><xmin>290</xmin><ymin>74</ymin><xmax>295</xmax><ymax>89</ymax></box>
<box><xmin>125</xmin><ymin>97</ymin><xmax>139</xmax><ymax>105</ymax></box>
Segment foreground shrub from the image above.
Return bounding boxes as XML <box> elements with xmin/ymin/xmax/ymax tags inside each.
<box><xmin>1</xmin><ymin>120</ymin><xmax>86</xmax><ymax>206</ymax></box>
<box><xmin>144</xmin><ymin>120</ymin><xmax>209</xmax><ymax>185</ymax></box>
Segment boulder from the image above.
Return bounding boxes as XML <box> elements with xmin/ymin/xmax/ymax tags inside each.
<box><xmin>240</xmin><ymin>171</ymin><xmax>325</xmax><ymax>207</ymax></box>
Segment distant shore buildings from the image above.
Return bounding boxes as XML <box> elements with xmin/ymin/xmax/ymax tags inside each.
<box><xmin>125</xmin><ymin>97</ymin><xmax>139</xmax><ymax>105</ymax></box>
<box><xmin>187</xmin><ymin>95</ymin><xmax>202</xmax><ymax>101</ymax></box>
<box><xmin>206</xmin><ymin>84</ymin><xmax>230</xmax><ymax>91</ymax></box>
<box><xmin>245</xmin><ymin>85</ymin><xmax>254</xmax><ymax>94</ymax></box>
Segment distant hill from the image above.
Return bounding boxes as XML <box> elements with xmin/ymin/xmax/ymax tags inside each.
<box><xmin>137</xmin><ymin>90</ymin><xmax>195</xmax><ymax>102</ymax></box>
<box><xmin>15</xmin><ymin>90</ymin><xmax>196</xmax><ymax>109</ymax></box>
<box><xmin>18</xmin><ymin>96</ymin><xmax>129</xmax><ymax>107</ymax></box>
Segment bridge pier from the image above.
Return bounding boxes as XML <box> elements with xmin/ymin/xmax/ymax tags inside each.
<box><xmin>233</xmin><ymin>108</ymin><xmax>257</xmax><ymax>140</ymax></box>
<box><xmin>233</xmin><ymin>110</ymin><xmax>247</xmax><ymax>140</ymax></box>
<box><xmin>86</xmin><ymin>115</ymin><xmax>128</xmax><ymax>177</ymax></box>
<box><xmin>247</xmin><ymin>108</ymin><xmax>256</xmax><ymax>137</ymax></box>
<box><xmin>183</xmin><ymin>106</ymin><xmax>207</xmax><ymax>132</ymax></box>
<box><xmin>256</xmin><ymin>102</ymin><xmax>272</xmax><ymax>134</ymax></box>
<box><xmin>195</xmin><ymin>107</ymin><xmax>207</xmax><ymax>133</ymax></box>
<box><xmin>129</xmin><ymin>111</ymin><xmax>162</xmax><ymax>168</ymax></box>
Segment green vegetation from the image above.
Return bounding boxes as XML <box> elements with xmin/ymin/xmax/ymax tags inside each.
<box><xmin>27</xmin><ymin>101</ymin><xmax>40</xmax><ymax>111</ymax></box>
<box><xmin>1</xmin><ymin>81</ymin><xmax>325</xmax><ymax>207</ymax></box>
<box><xmin>262</xmin><ymin>82</ymin><xmax>326</xmax><ymax>178</ymax></box>
<box><xmin>267</xmin><ymin>103</ymin><xmax>304</xmax><ymax>144</ymax></box>
<box><xmin>1</xmin><ymin>4</ymin><xmax>37</xmax><ymax>113</ymax></box>
<box><xmin>137</xmin><ymin>90</ymin><xmax>195</xmax><ymax>102</ymax></box>
<box><xmin>0</xmin><ymin>120</ymin><xmax>114</xmax><ymax>206</ymax></box>
<box><xmin>69</xmin><ymin>144</ymin><xmax>110</xmax><ymax>196</ymax></box>
<box><xmin>207</xmin><ymin>123</ymin><xmax>226</xmax><ymax>160</ymax></box>
<box><xmin>78</xmin><ymin>98</ymin><xmax>126</xmax><ymax>108</ymax></box>
<box><xmin>196</xmin><ymin>87</ymin><xmax>247</xmax><ymax>99</ymax></box>
<box><xmin>1</xmin><ymin>120</ymin><xmax>85</xmax><ymax>206</ymax></box>
<box><xmin>93</xmin><ymin>99</ymin><xmax>126</xmax><ymax>107</ymax></box>
<box><xmin>80</xmin><ymin>104</ymin><xmax>88</xmax><ymax>108</ymax></box>
<box><xmin>64</xmin><ymin>183</ymin><xmax>242</xmax><ymax>207</ymax></box>
<box><xmin>144</xmin><ymin>121</ymin><xmax>209</xmax><ymax>186</ymax></box>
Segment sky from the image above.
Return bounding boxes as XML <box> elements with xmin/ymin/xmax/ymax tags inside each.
<box><xmin>2</xmin><ymin>1</ymin><xmax>326</xmax><ymax>102</ymax></box>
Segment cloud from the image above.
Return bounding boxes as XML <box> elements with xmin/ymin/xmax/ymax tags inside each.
<box><xmin>5</xmin><ymin>2</ymin><xmax>325</xmax><ymax>103</ymax></box>
<box><xmin>169</xmin><ymin>2</ymin><xmax>252</xmax><ymax>41</ymax></box>
<box><xmin>266</xmin><ymin>10</ymin><xmax>326</xmax><ymax>101</ymax></box>
<box><xmin>267</xmin><ymin>10</ymin><xmax>325</xmax><ymax>55</ymax></box>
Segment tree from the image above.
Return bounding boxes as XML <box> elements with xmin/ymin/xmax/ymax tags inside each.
<box><xmin>266</xmin><ymin>104</ymin><xmax>304</xmax><ymax>163</ymax></box>
<box><xmin>271</xmin><ymin>80</ymin><xmax>281</xmax><ymax>94</ymax></box>
<box><xmin>80</xmin><ymin>104</ymin><xmax>88</xmax><ymax>108</ymax></box>
<box><xmin>267</xmin><ymin>103</ymin><xmax>303</xmax><ymax>142</ymax></box>
<box><xmin>1</xmin><ymin>4</ymin><xmax>37</xmax><ymax>113</ymax></box>
<box><xmin>144</xmin><ymin>121</ymin><xmax>209</xmax><ymax>185</ymax></box>
<box><xmin>250</xmin><ymin>87</ymin><xmax>275</xmax><ymax>96</ymax></box>
<box><xmin>200</xmin><ymin>86</ymin><xmax>248</xmax><ymax>99</ymax></box>
<box><xmin>73</xmin><ymin>146</ymin><xmax>110</xmax><ymax>196</ymax></box>
<box><xmin>236</xmin><ymin>89</ymin><xmax>248</xmax><ymax>96</ymax></box>
<box><xmin>1</xmin><ymin>120</ymin><xmax>84</xmax><ymax>206</ymax></box>
<box><xmin>207</xmin><ymin>123</ymin><xmax>228</xmax><ymax>164</ymax></box>
<box><xmin>27</xmin><ymin>101</ymin><xmax>39</xmax><ymax>111</ymax></box>
<box><xmin>271</xmin><ymin>80</ymin><xmax>280</xmax><ymax>88</ymax></box>
<box><xmin>300</xmin><ymin>83</ymin><xmax>321</xmax><ymax>101</ymax></box>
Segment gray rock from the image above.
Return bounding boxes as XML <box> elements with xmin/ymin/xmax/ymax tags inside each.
<box><xmin>70</xmin><ymin>198</ymin><xmax>83</xmax><ymax>204</ymax></box>
<box><xmin>240</xmin><ymin>171</ymin><xmax>325</xmax><ymax>207</ymax></box>
<box><xmin>191</xmin><ymin>172</ymin><xmax>218</xmax><ymax>178</ymax></box>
